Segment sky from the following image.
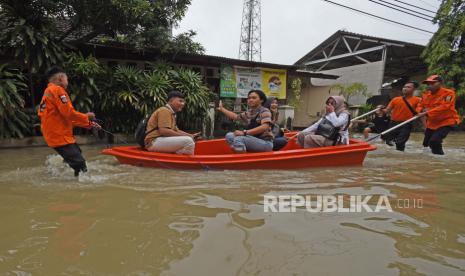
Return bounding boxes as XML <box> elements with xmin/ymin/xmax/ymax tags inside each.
<box><xmin>173</xmin><ymin>0</ymin><xmax>440</xmax><ymax>65</ymax></box>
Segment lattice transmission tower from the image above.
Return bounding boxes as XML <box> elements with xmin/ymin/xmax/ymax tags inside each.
<box><xmin>238</xmin><ymin>0</ymin><xmax>261</xmax><ymax>61</ymax></box>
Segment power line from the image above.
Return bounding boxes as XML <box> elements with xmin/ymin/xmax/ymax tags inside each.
<box><xmin>391</xmin><ymin>0</ymin><xmax>437</xmax><ymax>14</ymax></box>
<box><xmin>321</xmin><ymin>0</ymin><xmax>435</xmax><ymax>34</ymax></box>
<box><xmin>368</xmin><ymin>0</ymin><xmax>431</xmax><ymax>21</ymax></box>
<box><xmin>378</xmin><ymin>0</ymin><xmax>436</xmax><ymax>17</ymax></box>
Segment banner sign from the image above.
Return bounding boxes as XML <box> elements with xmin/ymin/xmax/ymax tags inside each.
<box><xmin>219</xmin><ymin>64</ymin><xmax>237</xmax><ymax>98</ymax></box>
<box><xmin>261</xmin><ymin>68</ymin><xmax>287</xmax><ymax>100</ymax></box>
<box><xmin>235</xmin><ymin>67</ymin><xmax>262</xmax><ymax>98</ymax></box>
<box><xmin>220</xmin><ymin>65</ymin><xmax>287</xmax><ymax>99</ymax></box>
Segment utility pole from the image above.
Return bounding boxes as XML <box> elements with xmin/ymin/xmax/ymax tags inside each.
<box><xmin>238</xmin><ymin>0</ymin><xmax>261</xmax><ymax>61</ymax></box>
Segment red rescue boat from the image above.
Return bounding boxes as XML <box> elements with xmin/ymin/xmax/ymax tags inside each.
<box><xmin>102</xmin><ymin>133</ymin><xmax>376</xmax><ymax>170</ymax></box>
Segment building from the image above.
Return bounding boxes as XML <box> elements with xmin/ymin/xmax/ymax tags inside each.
<box><xmin>78</xmin><ymin>43</ymin><xmax>338</xmax><ymax>130</ymax></box>
<box><xmin>291</xmin><ymin>30</ymin><xmax>428</xmax><ymax>127</ymax></box>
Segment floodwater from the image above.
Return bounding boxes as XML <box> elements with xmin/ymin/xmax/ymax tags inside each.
<box><xmin>0</xmin><ymin>133</ymin><xmax>464</xmax><ymax>275</ymax></box>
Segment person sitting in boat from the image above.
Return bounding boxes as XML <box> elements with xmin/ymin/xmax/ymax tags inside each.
<box><xmin>297</xmin><ymin>96</ymin><xmax>351</xmax><ymax>148</ymax></box>
<box><xmin>217</xmin><ymin>90</ymin><xmax>274</xmax><ymax>153</ymax></box>
<box><xmin>265</xmin><ymin>97</ymin><xmax>288</xmax><ymax>151</ymax></box>
<box><xmin>144</xmin><ymin>91</ymin><xmax>200</xmax><ymax>155</ymax></box>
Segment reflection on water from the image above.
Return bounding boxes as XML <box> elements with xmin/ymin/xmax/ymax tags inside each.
<box><xmin>0</xmin><ymin>133</ymin><xmax>464</xmax><ymax>275</ymax></box>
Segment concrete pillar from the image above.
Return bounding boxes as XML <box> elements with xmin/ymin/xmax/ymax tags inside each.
<box><xmin>207</xmin><ymin>102</ymin><xmax>216</xmax><ymax>138</ymax></box>
<box><xmin>278</xmin><ymin>105</ymin><xmax>295</xmax><ymax>129</ymax></box>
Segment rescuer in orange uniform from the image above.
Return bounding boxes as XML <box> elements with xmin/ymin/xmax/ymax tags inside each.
<box><xmin>383</xmin><ymin>81</ymin><xmax>422</xmax><ymax>151</ymax></box>
<box><xmin>38</xmin><ymin>67</ymin><xmax>100</xmax><ymax>176</ymax></box>
<box><xmin>416</xmin><ymin>75</ymin><xmax>460</xmax><ymax>155</ymax></box>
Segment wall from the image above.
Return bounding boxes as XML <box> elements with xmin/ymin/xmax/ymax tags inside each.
<box><xmin>311</xmin><ymin>61</ymin><xmax>385</xmax><ymax>105</ymax></box>
<box><xmin>290</xmin><ymin>77</ymin><xmax>338</xmax><ymax>128</ymax></box>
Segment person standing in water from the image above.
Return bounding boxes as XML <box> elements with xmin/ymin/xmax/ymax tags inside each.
<box><xmin>416</xmin><ymin>75</ymin><xmax>460</xmax><ymax>155</ymax></box>
<box><xmin>383</xmin><ymin>81</ymin><xmax>421</xmax><ymax>151</ymax></box>
<box><xmin>352</xmin><ymin>105</ymin><xmax>390</xmax><ymax>140</ymax></box>
<box><xmin>38</xmin><ymin>66</ymin><xmax>100</xmax><ymax>176</ymax></box>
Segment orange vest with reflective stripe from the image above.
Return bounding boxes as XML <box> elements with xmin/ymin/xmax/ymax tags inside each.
<box><xmin>416</xmin><ymin>87</ymin><xmax>460</xmax><ymax>130</ymax></box>
<box><xmin>387</xmin><ymin>95</ymin><xmax>421</xmax><ymax>122</ymax></box>
<box><xmin>38</xmin><ymin>83</ymin><xmax>90</xmax><ymax>147</ymax></box>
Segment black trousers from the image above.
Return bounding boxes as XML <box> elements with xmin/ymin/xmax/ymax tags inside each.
<box><xmin>423</xmin><ymin>126</ymin><xmax>453</xmax><ymax>155</ymax></box>
<box><xmin>384</xmin><ymin>121</ymin><xmax>413</xmax><ymax>151</ymax></box>
<box><xmin>53</xmin><ymin>143</ymin><xmax>87</xmax><ymax>176</ymax></box>
<box><xmin>273</xmin><ymin>136</ymin><xmax>288</xmax><ymax>151</ymax></box>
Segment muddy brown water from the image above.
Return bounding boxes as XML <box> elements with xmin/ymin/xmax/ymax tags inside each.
<box><xmin>0</xmin><ymin>133</ymin><xmax>464</xmax><ymax>275</ymax></box>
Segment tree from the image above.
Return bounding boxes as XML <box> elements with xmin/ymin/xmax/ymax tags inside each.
<box><xmin>422</xmin><ymin>0</ymin><xmax>465</xmax><ymax>115</ymax></box>
<box><xmin>0</xmin><ymin>0</ymin><xmax>203</xmax><ymax>54</ymax></box>
<box><xmin>287</xmin><ymin>77</ymin><xmax>302</xmax><ymax>110</ymax></box>
<box><xmin>0</xmin><ymin>0</ymin><xmax>204</xmax><ymax>102</ymax></box>
<box><xmin>95</xmin><ymin>63</ymin><xmax>213</xmax><ymax>134</ymax></box>
<box><xmin>65</xmin><ymin>52</ymin><xmax>104</xmax><ymax>112</ymax></box>
<box><xmin>167</xmin><ymin>30</ymin><xmax>205</xmax><ymax>55</ymax></box>
<box><xmin>330</xmin><ymin>82</ymin><xmax>370</xmax><ymax>104</ymax></box>
<box><xmin>0</xmin><ymin>0</ymin><xmax>206</xmax><ymax>138</ymax></box>
<box><xmin>0</xmin><ymin>64</ymin><xmax>31</xmax><ymax>138</ymax></box>
<box><xmin>0</xmin><ymin>2</ymin><xmax>66</xmax><ymax>108</ymax></box>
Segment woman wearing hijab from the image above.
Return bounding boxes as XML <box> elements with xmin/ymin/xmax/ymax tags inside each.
<box><xmin>297</xmin><ymin>96</ymin><xmax>351</xmax><ymax>148</ymax></box>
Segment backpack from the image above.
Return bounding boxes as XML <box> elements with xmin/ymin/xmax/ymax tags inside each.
<box><xmin>315</xmin><ymin>118</ymin><xmax>340</xmax><ymax>141</ymax></box>
<box><xmin>315</xmin><ymin>114</ymin><xmax>351</xmax><ymax>145</ymax></box>
<box><xmin>134</xmin><ymin>115</ymin><xmax>157</xmax><ymax>148</ymax></box>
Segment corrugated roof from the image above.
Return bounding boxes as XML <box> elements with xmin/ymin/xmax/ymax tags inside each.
<box><xmin>79</xmin><ymin>43</ymin><xmax>339</xmax><ymax>79</ymax></box>
<box><xmin>293</xmin><ymin>30</ymin><xmax>427</xmax><ymax>80</ymax></box>
<box><xmin>295</xmin><ymin>30</ymin><xmax>425</xmax><ymax>66</ymax></box>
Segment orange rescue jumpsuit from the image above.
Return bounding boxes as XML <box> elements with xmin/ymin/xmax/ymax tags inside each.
<box><xmin>416</xmin><ymin>87</ymin><xmax>460</xmax><ymax>155</ymax></box>
<box><xmin>38</xmin><ymin>83</ymin><xmax>91</xmax><ymax>174</ymax></box>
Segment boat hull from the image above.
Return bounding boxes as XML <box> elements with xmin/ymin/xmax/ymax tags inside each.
<box><xmin>102</xmin><ymin>136</ymin><xmax>376</xmax><ymax>170</ymax></box>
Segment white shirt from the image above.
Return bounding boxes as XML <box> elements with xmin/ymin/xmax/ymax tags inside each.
<box><xmin>301</xmin><ymin>112</ymin><xmax>350</xmax><ymax>144</ymax></box>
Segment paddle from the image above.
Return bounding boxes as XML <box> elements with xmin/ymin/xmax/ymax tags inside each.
<box><xmin>365</xmin><ymin>115</ymin><xmax>420</xmax><ymax>142</ymax></box>
<box><xmin>350</xmin><ymin>107</ymin><xmax>381</xmax><ymax>122</ymax></box>
<box><xmin>279</xmin><ymin>107</ymin><xmax>383</xmax><ymax>151</ymax></box>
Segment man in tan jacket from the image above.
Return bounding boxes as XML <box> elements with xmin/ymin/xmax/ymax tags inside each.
<box><xmin>144</xmin><ymin>91</ymin><xmax>200</xmax><ymax>155</ymax></box>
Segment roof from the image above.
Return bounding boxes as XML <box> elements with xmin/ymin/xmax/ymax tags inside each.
<box><xmin>294</xmin><ymin>30</ymin><xmax>427</xmax><ymax>80</ymax></box>
<box><xmin>78</xmin><ymin>43</ymin><xmax>339</xmax><ymax>79</ymax></box>
<box><xmin>55</xmin><ymin>19</ymin><xmax>108</xmax><ymax>43</ymax></box>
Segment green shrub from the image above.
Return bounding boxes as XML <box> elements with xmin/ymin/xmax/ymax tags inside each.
<box><xmin>94</xmin><ymin>63</ymin><xmax>213</xmax><ymax>134</ymax></box>
<box><xmin>0</xmin><ymin>64</ymin><xmax>31</xmax><ymax>138</ymax></box>
<box><xmin>65</xmin><ymin>53</ymin><xmax>103</xmax><ymax>112</ymax></box>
